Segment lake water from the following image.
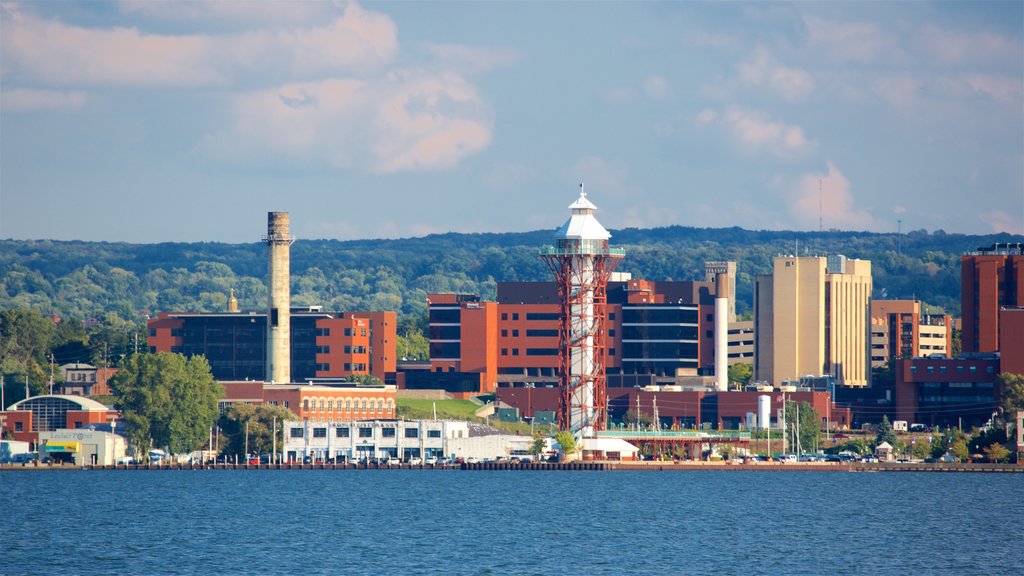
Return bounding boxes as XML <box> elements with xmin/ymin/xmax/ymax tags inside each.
<box><xmin>1</xmin><ymin>470</ymin><xmax>1021</xmax><ymax>575</ymax></box>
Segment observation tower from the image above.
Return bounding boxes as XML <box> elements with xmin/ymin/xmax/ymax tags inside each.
<box><xmin>540</xmin><ymin>185</ymin><xmax>625</xmax><ymax>439</ymax></box>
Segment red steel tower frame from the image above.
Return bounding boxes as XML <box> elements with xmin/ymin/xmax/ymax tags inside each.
<box><xmin>540</xmin><ymin>187</ymin><xmax>624</xmax><ymax>436</ymax></box>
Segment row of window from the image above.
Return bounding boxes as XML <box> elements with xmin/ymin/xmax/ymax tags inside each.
<box><xmin>499</xmin><ymin>348</ymin><xmax>617</xmax><ymax>357</ymax></box>
<box><xmin>292</xmin><ymin>426</ymin><xmax>444</xmax><ymax>439</ymax></box>
<box><xmin>500</xmin><ymin>312</ymin><xmax>562</xmax><ymax>321</ymax></box>
<box><xmin>909</xmin><ymin>365</ymin><xmax>993</xmax><ymax>374</ymax></box>
<box><xmin>302</xmin><ymin>397</ymin><xmax>392</xmax><ymax>412</ymax></box>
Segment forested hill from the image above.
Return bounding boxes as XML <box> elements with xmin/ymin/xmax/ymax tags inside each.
<box><xmin>2</xmin><ymin>226</ymin><xmax>1021</xmax><ymax>327</ymax></box>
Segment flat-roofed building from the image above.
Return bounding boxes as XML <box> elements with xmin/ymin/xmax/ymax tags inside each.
<box><xmin>281</xmin><ymin>419</ymin><xmax>468</xmax><ymax>463</ymax></box>
<box><xmin>755</xmin><ymin>255</ymin><xmax>872</xmax><ymax>387</ymax></box>
<box><xmin>869</xmin><ymin>300</ymin><xmax>952</xmax><ymax>367</ymax></box>
<box><xmin>961</xmin><ymin>244</ymin><xmax>1024</xmax><ymax>353</ymax></box>
<box><xmin>726</xmin><ymin>320</ymin><xmax>754</xmax><ymax>366</ymax></box>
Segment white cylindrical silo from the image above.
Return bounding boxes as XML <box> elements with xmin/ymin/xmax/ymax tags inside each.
<box><xmin>715</xmin><ymin>272</ymin><xmax>729</xmax><ymax>392</ymax></box>
<box><xmin>758</xmin><ymin>394</ymin><xmax>771</xmax><ymax>430</ymax></box>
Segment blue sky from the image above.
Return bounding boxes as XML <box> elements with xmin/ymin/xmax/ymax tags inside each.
<box><xmin>1</xmin><ymin>1</ymin><xmax>1021</xmax><ymax>242</ymax></box>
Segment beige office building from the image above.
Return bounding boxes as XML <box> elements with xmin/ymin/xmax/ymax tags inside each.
<box><xmin>754</xmin><ymin>255</ymin><xmax>872</xmax><ymax>387</ymax></box>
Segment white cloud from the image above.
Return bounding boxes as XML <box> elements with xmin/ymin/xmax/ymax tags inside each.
<box><xmin>643</xmin><ymin>75</ymin><xmax>671</xmax><ymax>100</ymax></box>
<box><xmin>118</xmin><ymin>0</ymin><xmax>339</xmax><ymax>27</ymax></box>
<box><xmin>719</xmin><ymin>107</ymin><xmax>817</xmax><ymax>158</ymax></box>
<box><xmin>980</xmin><ymin>210</ymin><xmax>1024</xmax><ymax>235</ymax></box>
<box><xmin>736</xmin><ymin>47</ymin><xmax>815</xmax><ymax>102</ymax></box>
<box><xmin>1</xmin><ymin>2</ymin><xmax>398</xmax><ymax>87</ymax></box>
<box><xmin>694</xmin><ymin>108</ymin><xmax>717</xmax><ymax>125</ymax></box>
<box><xmin>424</xmin><ymin>43</ymin><xmax>520</xmax><ymax>74</ymax></box>
<box><xmin>872</xmin><ymin>76</ymin><xmax>921</xmax><ymax>108</ymax></box>
<box><xmin>802</xmin><ymin>15</ymin><xmax>900</xmax><ymax>64</ymax></box>
<box><xmin>1</xmin><ymin>88</ymin><xmax>87</xmax><ymax>112</ymax></box>
<box><xmin>915</xmin><ymin>25</ymin><xmax>1022</xmax><ymax>67</ymax></box>
<box><xmin>787</xmin><ymin>161</ymin><xmax>878</xmax><ymax>231</ymax></box>
<box><xmin>964</xmin><ymin>74</ymin><xmax>1023</xmax><ymax>105</ymax></box>
<box><xmin>201</xmin><ymin>71</ymin><xmax>492</xmax><ymax>173</ymax></box>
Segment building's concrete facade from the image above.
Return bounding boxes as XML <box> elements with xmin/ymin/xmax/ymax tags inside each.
<box><xmin>281</xmin><ymin>419</ymin><xmax>469</xmax><ymax>462</ymax></box>
<box><xmin>38</xmin><ymin>429</ymin><xmax>126</xmax><ymax>466</ymax></box>
<box><xmin>755</xmin><ymin>255</ymin><xmax>872</xmax><ymax>387</ymax></box>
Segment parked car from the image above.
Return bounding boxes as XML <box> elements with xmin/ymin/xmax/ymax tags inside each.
<box><xmin>466</xmin><ymin>457</ymin><xmax>480</xmax><ymax>464</ymax></box>
<box><xmin>387</xmin><ymin>457</ymin><xmax>401</xmax><ymax>466</ymax></box>
<box><xmin>116</xmin><ymin>456</ymin><xmax>135</xmax><ymax>465</ymax></box>
<box><xmin>424</xmin><ymin>456</ymin><xmax>438</xmax><ymax>466</ymax></box>
<box><xmin>408</xmin><ymin>457</ymin><xmax>422</xmax><ymax>466</ymax></box>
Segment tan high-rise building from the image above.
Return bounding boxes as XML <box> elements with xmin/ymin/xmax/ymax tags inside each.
<box><xmin>754</xmin><ymin>255</ymin><xmax>872</xmax><ymax>387</ymax></box>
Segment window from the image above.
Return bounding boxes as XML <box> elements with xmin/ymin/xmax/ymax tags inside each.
<box><xmin>149</xmin><ymin>328</ymin><xmax>157</xmax><ymax>337</ymax></box>
<box><xmin>706</xmin><ymin>314</ymin><xmax>713</xmax><ymax>322</ymax></box>
<box><xmin>910</xmin><ymin>366</ymin><xmax>917</xmax><ymax>373</ymax></box>
<box><xmin>15</xmin><ymin>422</ymin><xmax>23</xmax><ymax>432</ymax></box>
<box><xmin>527</xmin><ymin>329</ymin><xmax>558</xmax><ymax>337</ymax></box>
<box><xmin>512</xmin><ymin>329</ymin><xmax>520</xmax><ymax>337</ymax></box>
<box><xmin>405</xmin><ymin>428</ymin><xmax>419</xmax><ymax>438</ymax></box>
<box><xmin>609</xmin><ymin>313</ymin><xmax>615</xmax><ymax>320</ymax></box>
<box><xmin>501</xmin><ymin>329</ymin><xmax>508</xmax><ymax>337</ymax></box>
<box><xmin>316</xmin><ymin>345</ymin><xmax>330</xmax><ymax>354</ymax></box>
<box><xmin>512</xmin><ymin>349</ymin><xmax>519</xmax><ymax>356</ymax></box>
<box><xmin>149</xmin><ymin>346</ymin><xmax>157</xmax><ymax>353</ymax></box>
<box><xmin>501</xmin><ymin>348</ymin><xmax>508</xmax><ymax>356</ymax></box>
<box><xmin>525</xmin><ymin>313</ymin><xmax>558</xmax><ymax>321</ymax></box>
<box><xmin>313</xmin><ymin>428</ymin><xmax>327</xmax><ymax>438</ymax></box>
<box><xmin>526</xmin><ymin>348</ymin><xmax>558</xmax><ymax>356</ymax></box>
<box><xmin>381</xmin><ymin>427</ymin><xmax>396</xmax><ymax>438</ymax></box>
<box><xmin>512</xmin><ymin>313</ymin><xmax>520</xmax><ymax>321</ymax></box>
<box><xmin>428</xmin><ymin>430</ymin><xmax>441</xmax><ymax>438</ymax></box>
<box><xmin>358</xmin><ymin>427</ymin><xmax>372</xmax><ymax>438</ymax></box>
<box><xmin>345</xmin><ymin>345</ymin><xmax>352</xmax><ymax>353</ymax></box>
<box><xmin>706</xmin><ymin>330</ymin><xmax>713</xmax><ymax>339</ymax></box>
<box><xmin>316</xmin><ymin>327</ymin><xmax>330</xmax><ymax>336</ymax></box>
<box><xmin>361</xmin><ymin>329</ymin><xmax>367</xmax><ymax>337</ymax></box>
<box><xmin>609</xmin><ymin>348</ymin><xmax>616</xmax><ymax>356</ymax></box>
<box><xmin>290</xmin><ymin>427</ymin><xmax>304</xmax><ymax>438</ymax></box>
<box><xmin>345</xmin><ymin>328</ymin><xmax>353</xmax><ymax>336</ymax></box>
<box><xmin>336</xmin><ymin>428</ymin><xmax>350</xmax><ymax>438</ymax></box>
<box><xmin>969</xmin><ymin>366</ymin><xmax>977</xmax><ymax>373</ymax></box>
<box><xmin>608</xmin><ymin>329</ymin><xmax>615</xmax><ymax>337</ymax></box>
<box><xmin>171</xmin><ymin>328</ymin><xmax>183</xmax><ymax>337</ymax></box>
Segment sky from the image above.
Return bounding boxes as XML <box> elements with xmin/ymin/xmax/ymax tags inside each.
<box><xmin>1</xmin><ymin>1</ymin><xmax>1022</xmax><ymax>243</ymax></box>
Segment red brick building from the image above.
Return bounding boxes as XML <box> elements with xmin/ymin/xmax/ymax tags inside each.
<box><xmin>893</xmin><ymin>355</ymin><xmax>1001</xmax><ymax>428</ymax></box>
<box><xmin>220</xmin><ymin>381</ymin><xmax>397</xmax><ymax>422</ymax></box>
<box><xmin>962</xmin><ymin>244</ymin><xmax>1024</xmax><ymax>353</ymax></box>
<box><xmin>0</xmin><ymin>395</ymin><xmax>119</xmax><ymax>447</ymax></box>
<box><xmin>999</xmin><ymin>307</ymin><xmax>1024</xmax><ymax>376</ymax></box>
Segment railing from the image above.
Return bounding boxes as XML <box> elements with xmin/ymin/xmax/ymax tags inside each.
<box><xmin>597</xmin><ymin>430</ymin><xmax>752</xmax><ymax>440</ymax></box>
<box><xmin>539</xmin><ymin>246</ymin><xmax>626</xmax><ymax>257</ymax></box>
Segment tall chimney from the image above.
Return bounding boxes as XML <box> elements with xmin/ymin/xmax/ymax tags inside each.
<box><xmin>263</xmin><ymin>212</ymin><xmax>293</xmax><ymax>384</ymax></box>
<box><xmin>715</xmin><ymin>272</ymin><xmax>729</xmax><ymax>392</ymax></box>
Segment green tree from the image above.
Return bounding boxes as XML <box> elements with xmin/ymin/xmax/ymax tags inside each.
<box><xmin>950</xmin><ymin>438</ymin><xmax>970</xmax><ymax>462</ymax></box>
<box><xmin>397</xmin><ymin>331</ymin><xmax>429</xmax><ymax>361</ymax></box>
<box><xmin>727</xmin><ymin>363</ymin><xmax>753</xmax><ymax>388</ymax></box>
<box><xmin>621</xmin><ymin>409</ymin><xmax>653</xmax><ymax>429</ymax></box>
<box><xmin>530</xmin><ymin>435</ymin><xmax>546</xmax><ymax>458</ymax></box>
<box><xmin>111</xmin><ymin>352</ymin><xmax>223</xmax><ymax>457</ymax></box>
<box><xmin>876</xmin><ymin>415</ymin><xmax>897</xmax><ymax>447</ymax></box>
<box><xmin>998</xmin><ymin>373</ymin><xmax>1024</xmax><ymax>419</ymax></box>
<box><xmin>783</xmin><ymin>401</ymin><xmax>822</xmax><ymax>453</ymax></box>
<box><xmin>910</xmin><ymin>436</ymin><xmax>934</xmax><ymax>460</ymax></box>
<box><xmin>219</xmin><ymin>403</ymin><xmax>298</xmax><ymax>458</ymax></box>
<box><xmin>554</xmin><ymin>430</ymin><xmax>577</xmax><ymax>457</ymax></box>
<box><xmin>342</xmin><ymin>374</ymin><xmax>383</xmax><ymax>386</ymax></box>
<box><xmin>0</xmin><ymin>309</ymin><xmax>55</xmax><ymax>397</ymax></box>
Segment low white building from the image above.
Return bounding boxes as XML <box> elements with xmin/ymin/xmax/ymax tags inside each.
<box><xmin>282</xmin><ymin>419</ymin><xmax>469</xmax><ymax>463</ymax></box>
<box><xmin>446</xmin><ymin>434</ymin><xmax>535</xmax><ymax>462</ymax></box>
<box><xmin>38</xmin><ymin>429</ymin><xmax>126</xmax><ymax>466</ymax></box>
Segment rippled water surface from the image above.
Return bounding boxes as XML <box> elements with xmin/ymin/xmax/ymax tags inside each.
<box><xmin>2</xmin><ymin>470</ymin><xmax>1021</xmax><ymax>575</ymax></box>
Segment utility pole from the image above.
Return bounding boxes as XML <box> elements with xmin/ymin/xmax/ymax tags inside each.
<box><xmin>272</xmin><ymin>416</ymin><xmax>277</xmax><ymax>465</ymax></box>
<box><xmin>49</xmin><ymin>354</ymin><xmax>55</xmax><ymax>395</ymax></box>
<box><xmin>245</xmin><ymin>420</ymin><xmax>250</xmax><ymax>460</ymax></box>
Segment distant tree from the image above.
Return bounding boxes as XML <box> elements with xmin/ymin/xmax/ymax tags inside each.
<box><xmin>876</xmin><ymin>415</ymin><xmax>897</xmax><ymax>447</ymax></box>
<box><xmin>342</xmin><ymin>374</ymin><xmax>383</xmax><ymax>386</ymax></box>
<box><xmin>998</xmin><ymin>373</ymin><xmax>1024</xmax><ymax>420</ymax></box>
<box><xmin>218</xmin><ymin>403</ymin><xmax>298</xmax><ymax>458</ymax></box>
<box><xmin>950</xmin><ymin>438</ymin><xmax>970</xmax><ymax>462</ymax></box>
<box><xmin>983</xmin><ymin>442</ymin><xmax>1010</xmax><ymax>463</ymax></box>
<box><xmin>397</xmin><ymin>331</ymin><xmax>429</xmax><ymax>361</ymax></box>
<box><xmin>111</xmin><ymin>352</ymin><xmax>223</xmax><ymax>457</ymax></box>
<box><xmin>728</xmin><ymin>363</ymin><xmax>753</xmax><ymax>388</ymax></box>
<box><xmin>782</xmin><ymin>401</ymin><xmax>822</xmax><ymax>453</ymax></box>
<box><xmin>950</xmin><ymin>328</ymin><xmax>962</xmax><ymax>358</ymax></box>
<box><xmin>0</xmin><ymin>309</ymin><xmax>54</xmax><ymax>398</ymax></box>
<box><xmin>910</xmin><ymin>436</ymin><xmax>934</xmax><ymax>460</ymax></box>
<box><xmin>622</xmin><ymin>409</ymin><xmax>653</xmax><ymax>429</ymax></box>
<box><xmin>554</xmin><ymin>431</ymin><xmax>577</xmax><ymax>456</ymax></box>
<box><xmin>530</xmin><ymin>435</ymin><xmax>546</xmax><ymax>458</ymax></box>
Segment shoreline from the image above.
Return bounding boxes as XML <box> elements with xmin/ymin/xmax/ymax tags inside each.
<box><xmin>2</xmin><ymin>461</ymin><xmax>1022</xmax><ymax>473</ymax></box>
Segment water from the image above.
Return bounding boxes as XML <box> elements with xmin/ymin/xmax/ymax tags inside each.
<box><xmin>1</xmin><ymin>470</ymin><xmax>1021</xmax><ymax>575</ymax></box>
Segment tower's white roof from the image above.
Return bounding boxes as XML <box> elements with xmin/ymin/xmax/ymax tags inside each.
<box><xmin>554</xmin><ymin>184</ymin><xmax>612</xmax><ymax>241</ymax></box>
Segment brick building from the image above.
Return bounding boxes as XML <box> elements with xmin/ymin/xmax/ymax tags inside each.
<box><xmin>0</xmin><ymin>395</ymin><xmax>119</xmax><ymax>447</ymax></box>
<box><xmin>869</xmin><ymin>300</ymin><xmax>952</xmax><ymax>366</ymax></box>
<box><xmin>148</xmin><ymin>308</ymin><xmax>396</xmax><ymax>384</ymax></box>
<box><xmin>961</xmin><ymin>244</ymin><xmax>1024</xmax><ymax>353</ymax></box>
<box><xmin>219</xmin><ymin>381</ymin><xmax>397</xmax><ymax>422</ymax></box>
